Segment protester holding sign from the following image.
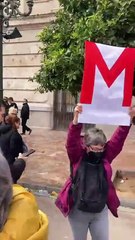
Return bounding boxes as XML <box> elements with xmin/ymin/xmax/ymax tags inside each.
<box><xmin>56</xmin><ymin>104</ymin><xmax>135</xmax><ymax>240</ymax></box>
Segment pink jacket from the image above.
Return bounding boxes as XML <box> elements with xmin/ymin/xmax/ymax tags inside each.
<box><xmin>55</xmin><ymin>122</ymin><xmax>131</xmax><ymax>217</ymax></box>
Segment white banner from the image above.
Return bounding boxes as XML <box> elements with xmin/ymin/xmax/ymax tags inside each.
<box><xmin>79</xmin><ymin>42</ymin><xmax>135</xmax><ymax>126</ymax></box>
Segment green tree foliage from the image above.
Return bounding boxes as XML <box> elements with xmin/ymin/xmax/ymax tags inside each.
<box><xmin>33</xmin><ymin>0</ymin><xmax>135</xmax><ymax>97</ymax></box>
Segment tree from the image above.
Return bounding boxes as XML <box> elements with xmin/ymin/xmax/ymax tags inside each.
<box><xmin>32</xmin><ymin>0</ymin><xmax>135</xmax><ymax>97</ymax></box>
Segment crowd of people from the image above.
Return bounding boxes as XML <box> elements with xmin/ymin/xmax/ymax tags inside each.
<box><xmin>0</xmin><ymin>97</ymin><xmax>48</xmax><ymax>239</ymax></box>
<box><xmin>2</xmin><ymin>97</ymin><xmax>32</xmax><ymax>135</ymax></box>
<box><xmin>0</xmin><ymin>97</ymin><xmax>32</xmax><ymax>183</ymax></box>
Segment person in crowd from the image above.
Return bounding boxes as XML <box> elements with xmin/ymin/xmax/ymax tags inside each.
<box><xmin>0</xmin><ymin>102</ymin><xmax>6</xmax><ymax>122</ymax></box>
<box><xmin>55</xmin><ymin>104</ymin><xmax>135</xmax><ymax>240</ymax></box>
<box><xmin>0</xmin><ymin>103</ymin><xmax>12</xmax><ymax>135</ymax></box>
<box><xmin>0</xmin><ymin>152</ymin><xmax>48</xmax><ymax>239</ymax></box>
<box><xmin>0</xmin><ymin>104</ymin><xmax>27</xmax><ymax>151</ymax></box>
<box><xmin>0</xmin><ymin>104</ymin><xmax>4</xmax><ymax>123</ymax></box>
<box><xmin>0</xmin><ymin>116</ymin><xmax>25</xmax><ymax>183</ymax></box>
<box><xmin>21</xmin><ymin>98</ymin><xmax>32</xmax><ymax>135</ymax></box>
<box><xmin>8</xmin><ymin>97</ymin><xmax>18</xmax><ymax>111</ymax></box>
<box><xmin>2</xmin><ymin>96</ymin><xmax>9</xmax><ymax>115</ymax></box>
<box><xmin>8</xmin><ymin>106</ymin><xmax>18</xmax><ymax>118</ymax></box>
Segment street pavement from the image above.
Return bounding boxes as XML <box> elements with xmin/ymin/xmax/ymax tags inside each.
<box><xmin>19</xmin><ymin>124</ymin><xmax>135</xmax><ymax>188</ymax></box>
<box><xmin>36</xmin><ymin>195</ymin><xmax>135</xmax><ymax>240</ymax></box>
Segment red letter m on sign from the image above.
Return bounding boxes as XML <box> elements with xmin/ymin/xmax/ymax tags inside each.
<box><xmin>80</xmin><ymin>41</ymin><xmax>135</xmax><ymax>106</ymax></box>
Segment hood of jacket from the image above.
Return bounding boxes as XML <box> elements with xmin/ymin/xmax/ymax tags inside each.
<box><xmin>0</xmin><ymin>184</ymin><xmax>48</xmax><ymax>240</ymax></box>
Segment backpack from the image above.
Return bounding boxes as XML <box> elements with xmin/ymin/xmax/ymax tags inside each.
<box><xmin>70</xmin><ymin>153</ymin><xmax>108</xmax><ymax>213</ymax></box>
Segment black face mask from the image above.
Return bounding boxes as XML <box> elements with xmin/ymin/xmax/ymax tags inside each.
<box><xmin>88</xmin><ymin>151</ymin><xmax>105</xmax><ymax>164</ymax></box>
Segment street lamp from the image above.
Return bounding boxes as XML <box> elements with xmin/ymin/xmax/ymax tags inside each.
<box><xmin>0</xmin><ymin>0</ymin><xmax>34</xmax><ymax>100</ymax></box>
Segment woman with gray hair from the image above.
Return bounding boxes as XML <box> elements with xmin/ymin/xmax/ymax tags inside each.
<box><xmin>0</xmin><ymin>152</ymin><xmax>48</xmax><ymax>239</ymax></box>
<box><xmin>56</xmin><ymin>104</ymin><xmax>135</xmax><ymax>240</ymax></box>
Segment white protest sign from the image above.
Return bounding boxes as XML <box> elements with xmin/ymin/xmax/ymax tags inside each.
<box><xmin>78</xmin><ymin>41</ymin><xmax>135</xmax><ymax>126</ymax></box>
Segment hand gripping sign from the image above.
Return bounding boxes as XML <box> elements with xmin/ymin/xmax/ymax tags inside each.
<box><xmin>79</xmin><ymin>41</ymin><xmax>135</xmax><ymax>126</ymax></box>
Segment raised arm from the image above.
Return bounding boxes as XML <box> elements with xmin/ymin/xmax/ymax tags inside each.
<box><xmin>105</xmin><ymin>125</ymin><xmax>131</xmax><ymax>163</ymax></box>
<box><xmin>105</xmin><ymin>106</ymin><xmax>135</xmax><ymax>163</ymax></box>
<box><xmin>66</xmin><ymin>104</ymin><xmax>84</xmax><ymax>164</ymax></box>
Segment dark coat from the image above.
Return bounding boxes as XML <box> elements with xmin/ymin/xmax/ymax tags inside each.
<box><xmin>0</xmin><ymin>129</ymin><xmax>24</xmax><ymax>165</ymax></box>
<box><xmin>21</xmin><ymin>103</ymin><xmax>30</xmax><ymax>120</ymax></box>
<box><xmin>0</xmin><ymin>123</ymin><xmax>12</xmax><ymax>135</ymax></box>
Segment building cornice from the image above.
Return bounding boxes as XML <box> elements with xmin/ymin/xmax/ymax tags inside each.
<box><xmin>9</xmin><ymin>12</ymin><xmax>57</xmax><ymax>30</ymax></box>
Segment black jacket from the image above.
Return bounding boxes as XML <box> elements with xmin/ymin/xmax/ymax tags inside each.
<box><xmin>0</xmin><ymin>123</ymin><xmax>12</xmax><ymax>135</ymax></box>
<box><xmin>0</xmin><ymin>129</ymin><xmax>24</xmax><ymax>165</ymax></box>
<box><xmin>21</xmin><ymin>103</ymin><xmax>30</xmax><ymax>120</ymax></box>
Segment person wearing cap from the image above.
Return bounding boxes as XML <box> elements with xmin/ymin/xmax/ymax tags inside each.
<box><xmin>0</xmin><ymin>152</ymin><xmax>48</xmax><ymax>239</ymax></box>
<box><xmin>56</xmin><ymin>104</ymin><xmax>135</xmax><ymax>240</ymax></box>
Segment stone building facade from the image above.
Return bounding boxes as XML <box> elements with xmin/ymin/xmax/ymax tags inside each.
<box><xmin>3</xmin><ymin>0</ymin><xmax>59</xmax><ymax>129</ymax></box>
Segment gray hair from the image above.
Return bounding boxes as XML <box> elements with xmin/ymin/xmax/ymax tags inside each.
<box><xmin>84</xmin><ymin>128</ymin><xmax>107</xmax><ymax>146</ymax></box>
<box><xmin>0</xmin><ymin>151</ymin><xmax>12</xmax><ymax>231</ymax></box>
